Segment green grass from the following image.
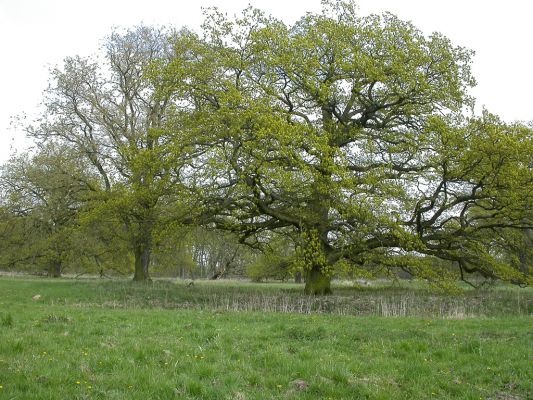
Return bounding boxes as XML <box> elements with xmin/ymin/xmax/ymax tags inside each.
<box><xmin>0</xmin><ymin>278</ymin><xmax>531</xmax><ymax>399</ymax></box>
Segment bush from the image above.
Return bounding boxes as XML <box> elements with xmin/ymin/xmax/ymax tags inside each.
<box><xmin>246</xmin><ymin>254</ymin><xmax>292</xmax><ymax>282</ymax></box>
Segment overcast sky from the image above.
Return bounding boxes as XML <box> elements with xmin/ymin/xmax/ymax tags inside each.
<box><xmin>0</xmin><ymin>0</ymin><xmax>532</xmax><ymax>162</ymax></box>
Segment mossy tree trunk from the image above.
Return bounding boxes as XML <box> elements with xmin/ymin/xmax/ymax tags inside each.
<box><xmin>304</xmin><ymin>264</ymin><xmax>332</xmax><ymax>295</ymax></box>
<box><xmin>133</xmin><ymin>241</ymin><xmax>152</xmax><ymax>281</ymax></box>
<box><xmin>518</xmin><ymin>229</ymin><xmax>532</xmax><ymax>274</ymax></box>
<box><xmin>131</xmin><ymin>212</ymin><xmax>155</xmax><ymax>282</ymax></box>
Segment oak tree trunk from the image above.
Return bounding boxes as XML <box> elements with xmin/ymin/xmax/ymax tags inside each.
<box><xmin>518</xmin><ymin>229</ymin><xmax>532</xmax><ymax>275</ymax></box>
<box><xmin>48</xmin><ymin>261</ymin><xmax>62</xmax><ymax>278</ymax></box>
<box><xmin>133</xmin><ymin>242</ymin><xmax>152</xmax><ymax>281</ymax></box>
<box><xmin>304</xmin><ymin>264</ymin><xmax>332</xmax><ymax>295</ymax></box>
<box><xmin>518</xmin><ymin>251</ymin><xmax>528</xmax><ymax>275</ymax></box>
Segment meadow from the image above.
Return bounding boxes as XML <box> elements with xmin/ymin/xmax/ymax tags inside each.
<box><xmin>0</xmin><ymin>277</ymin><xmax>531</xmax><ymax>399</ymax></box>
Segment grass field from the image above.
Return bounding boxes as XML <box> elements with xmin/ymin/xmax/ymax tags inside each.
<box><xmin>0</xmin><ymin>277</ymin><xmax>531</xmax><ymax>399</ymax></box>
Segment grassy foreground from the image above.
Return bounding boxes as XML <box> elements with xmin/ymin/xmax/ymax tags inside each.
<box><xmin>0</xmin><ymin>278</ymin><xmax>531</xmax><ymax>399</ymax></box>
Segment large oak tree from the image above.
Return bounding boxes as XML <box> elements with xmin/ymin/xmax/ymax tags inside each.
<box><xmin>161</xmin><ymin>2</ymin><xmax>532</xmax><ymax>293</ymax></box>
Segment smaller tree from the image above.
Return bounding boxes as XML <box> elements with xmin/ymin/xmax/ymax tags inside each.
<box><xmin>26</xmin><ymin>26</ymin><xmax>202</xmax><ymax>280</ymax></box>
<box><xmin>0</xmin><ymin>145</ymin><xmax>97</xmax><ymax>276</ymax></box>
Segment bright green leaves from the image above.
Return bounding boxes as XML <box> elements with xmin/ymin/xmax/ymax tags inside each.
<box><xmin>293</xmin><ymin>229</ymin><xmax>329</xmax><ymax>274</ymax></box>
<box><xmin>410</xmin><ymin>113</ymin><xmax>533</xmax><ymax>285</ymax></box>
<box><xmin>252</xmin><ymin>1</ymin><xmax>475</xmax><ymax>134</ymax></box>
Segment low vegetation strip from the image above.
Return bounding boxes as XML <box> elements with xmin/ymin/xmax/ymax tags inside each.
<box><xmin>0</xmin><ymin>278</ymin><xmax>531</xmax><ymax>399</ymax></box>
<box><xmin>1</xmin><ymin>277</ymin><xmax>531</xmax><ymax>317</ymax></box>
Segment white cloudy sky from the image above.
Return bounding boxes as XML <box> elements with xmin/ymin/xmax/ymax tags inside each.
<box><xmin>0</xmin><ymin>0</ymin><xmax>532</xmax><ymax>162</ymax></box>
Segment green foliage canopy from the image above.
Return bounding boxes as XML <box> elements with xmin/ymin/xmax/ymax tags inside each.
<box><xmin>157</xmin><ymin>1</ymin><xmax>532</xmax><ymax>293</ymax></box>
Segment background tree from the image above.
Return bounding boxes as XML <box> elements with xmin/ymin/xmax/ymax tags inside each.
<box><xmin>246</xmin><ymin>233</ymin><xmax>296</xmax><ymax>282</ymax></box>
<box><xmin>189</xmin><ymin>228</ymin><xmax>255</xmax><ymax>279</ymax></box>
<box><xmin>0</xmin><ymin>145</ymin><xmax>97</xmax><ymax>276</ymax></box>
<box><xmin>27</xmin><ymin>26</ymin><xmax>198</xmax><ymax>281</ymax></box>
